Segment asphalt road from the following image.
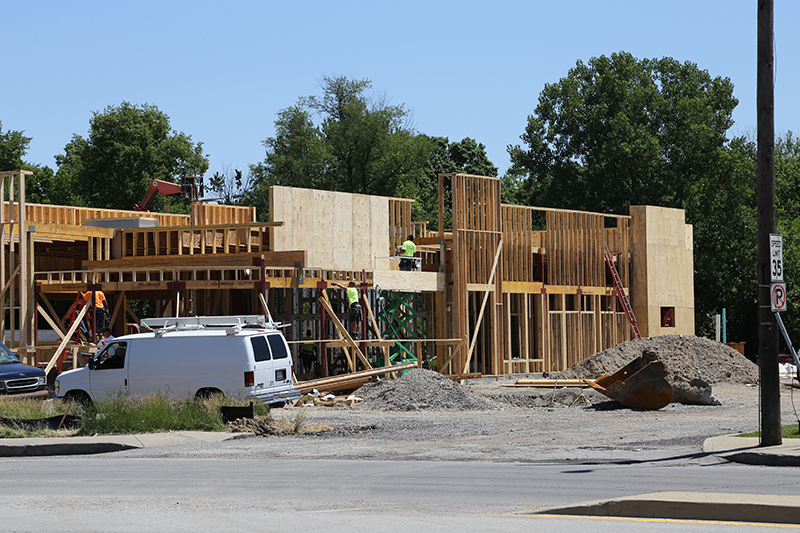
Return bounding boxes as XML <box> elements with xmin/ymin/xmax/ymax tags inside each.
<box><xmin>6</xmin><ymin>456</ymin><xmax>800</xmax><ymax>532</ymax></box>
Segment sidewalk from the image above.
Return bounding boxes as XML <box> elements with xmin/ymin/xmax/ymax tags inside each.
<box><xmin>0</xmin><ymin>430</ymin><xmax>253</xmax><ymax>457</ymax></box>
<box><xmin>703</xmin><ymin>435</ymin><xmax>800</xmax><ymax>466</ymax></box>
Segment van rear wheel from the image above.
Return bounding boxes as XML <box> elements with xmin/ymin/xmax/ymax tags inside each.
<box><xmin>195</xmin><ymin>388</ymin><xmax>224</xmax><ymax>401</ymax></box>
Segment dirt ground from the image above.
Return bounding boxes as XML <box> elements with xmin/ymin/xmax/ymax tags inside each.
<box><xmin>127</xmin><ymin>336</ymin><xmax>800</xmax><ymax>464</ymax></box>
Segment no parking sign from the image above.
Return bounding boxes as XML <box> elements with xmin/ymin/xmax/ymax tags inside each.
<box><xmin>771</xmin><ymin>282</ymin><xmax>787</xmax><ymax>312</ymax></box>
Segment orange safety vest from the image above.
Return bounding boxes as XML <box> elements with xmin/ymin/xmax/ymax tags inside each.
<box><xmin>82</xmin><ymin>291</ymin><xmax>107</xmax><ymax>308</ymax></box>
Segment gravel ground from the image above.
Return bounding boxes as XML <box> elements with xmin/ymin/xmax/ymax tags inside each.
<box><xmin>118</xmin><ymin>381</ymin><xmax>800</xmax><ymax>464</ymax></box>
<box><xmin>114</xmin><ymin>336</ymin><xmax>800</xmax><ymax>464</ymax></box>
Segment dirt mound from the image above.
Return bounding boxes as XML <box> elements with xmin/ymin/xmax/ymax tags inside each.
<box><xmin>558</xmin><ymin>335</ymin><xmax>758</xmax><ymax>385</ymax></box>
<box><xmin>353</xmin><ymin>368</ymin><xmax>502</xmax><ymax>411</ymax></box>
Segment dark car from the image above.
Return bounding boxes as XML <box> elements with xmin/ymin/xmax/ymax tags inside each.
<box><xmin>0</xmin><ymin>344</ymin><xmax>48</xmax><ymax>398</ymax></box>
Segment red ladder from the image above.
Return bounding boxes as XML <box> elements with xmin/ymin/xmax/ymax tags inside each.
<box><xmin>603</xmin><ymin>242</ymin><xmax>641</xmax><ymax>339</ymax></box>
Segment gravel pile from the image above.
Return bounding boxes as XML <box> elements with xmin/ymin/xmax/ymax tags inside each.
<box><xmin>557</xmin><ymin>335</ymin><xmax>759</xmax><ymax>385</ymax></box>
<box><xmin>353</xmin><ymin>368</ymin><xmax>502</xmax><ymax>411</ymax></box>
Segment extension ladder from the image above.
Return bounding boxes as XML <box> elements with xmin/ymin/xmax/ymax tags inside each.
<box><xmin>603</xmin><ymin>242</ymin><xmax>641</xmax><ymax>339</ymax></box>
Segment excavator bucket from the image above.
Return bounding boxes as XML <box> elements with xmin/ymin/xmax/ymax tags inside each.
<box><xmin>584</xmin><ymin>349</ymin><xmax>674</xmax><ymax>410</ymax></box>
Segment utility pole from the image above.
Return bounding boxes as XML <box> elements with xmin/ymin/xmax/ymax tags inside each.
<box><xmin>757</xmin><ymin>0</ymin><xmax>781</xmax><ymax>446</ymax></box>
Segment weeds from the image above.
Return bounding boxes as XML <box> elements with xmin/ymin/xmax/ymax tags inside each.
<box><xmin>1</xmin><ymin>394</ymin><xmax>276</xmax><ymax>437</ymax></box>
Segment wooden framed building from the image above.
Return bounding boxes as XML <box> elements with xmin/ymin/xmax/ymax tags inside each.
<box><xmin>0</xmin><ymin>171</ymin><xmax>693</xmax><ymax>379</ymax></box>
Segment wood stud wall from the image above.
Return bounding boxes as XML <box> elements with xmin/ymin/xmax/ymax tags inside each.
<box><xmin>439</xmin><ymin>173</ymin><xmax>633</xmax><ymax>376</ymax></box>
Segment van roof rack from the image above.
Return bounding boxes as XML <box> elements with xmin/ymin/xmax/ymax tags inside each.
<box><xmin>141</xmin><ymin>315</ymin><xmax>272</xmax><ymax>331</ymax></box>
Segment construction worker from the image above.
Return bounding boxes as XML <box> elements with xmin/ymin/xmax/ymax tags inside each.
<box><xmin>97</xmin><ymin>327</ymin><xmax>115</xmax><ymax>348</ymax></box>
<box><xmin>82</xmin><ymin>290</ymin><xmax>108</xmax><ymax>334</ymax></box>
<box><xmin>399</xmin><ymin>235</ymin><xmax>417</xmax><ymax>271</ymax></box>
<box><xmin>300</xmin><ymin>329</ymin><xmax>317</xmax><ymax>375</ymax></box>
<box><xmin>332</xmin><ymin>281</ymin><xmax>362</xmax><ymax>334</ymax></box>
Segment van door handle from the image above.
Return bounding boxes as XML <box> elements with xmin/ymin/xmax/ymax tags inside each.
<box><xmin>125</xmin><ymin>378</ymin><xmax>128</xmax><ymax>387</ymax></box>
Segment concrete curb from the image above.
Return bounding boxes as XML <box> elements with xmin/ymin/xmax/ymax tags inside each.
<box><xmin>703</xmin><ymin>436</ymin><xmax>800</xmax><ymax>467</ymax></box>
<box><xmin>0</xmin><ymin>431</ymin><xmax>253</xmax><ymax>457</ymax></box>
<box><xmin>537</xmin><ymin>491</ymin><xmax>800</xmax><ymax>525</ymax></box>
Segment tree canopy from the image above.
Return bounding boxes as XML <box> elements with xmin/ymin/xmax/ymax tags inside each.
<box><xmin>410</xmin><ymin>136</ymin><xmax>498</xmax><ymax>230</ymax></box>
<box><xmin>54</xmin><ymin>102</ymin><xmax>208</xmax><ymax>211</ymax></box>
<box><xmin>0</xmin><ymin>121</ymin><xmax>32</xmax><ymax>172</ymax></box>
<box><xmin>246</xmin><ymin>76</ymin><xmax>436</xmax><ymax>218</ymax></box>
<box><xmin>508</xmin><ymin>52</ymin><xmax>737</xmax><ymax>213</ymax></box>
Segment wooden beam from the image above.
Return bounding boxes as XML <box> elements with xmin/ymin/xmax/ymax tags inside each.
<box><xmin>318</xmin><ymin>293</ymin><xmax>372</xmax><ymax>370</ymax></box>
<box><xmin>83</xmin><ymin>250</ymin><xmax>307</xmax><ymax>270</ymax></box>
<box><xmin>296</xmin><ymin>361</ymin><xmax>418</xmax><ymax>394</ymax></box>
<box><xmin>44</xmin><ymin>301</ymin><xmax>90</xmax><ymax>376</ymax></box>
<box><xmin>108</xmin><ymin>291</ymin><xmax>126</xmax><ymax>331</ymax></box>
<box><xmin>0</xmin><ymin>264</ymin><xmax>21</xmax><ymax>301</ymax></box>
<box><xmin>362</xmin><ymin>296</ymin><xmax>390</xmax><ymax>371</ymax></box>
<box><xmin>36</xmin><ymin>304</ymin><xmax>67</xmax><ymax>341</ymax></box>
<box><xmin>39</xmin><ymin>293</ymin><xmax>67</xmax><ymax>337</ymax></box>
<box><xmin>320</xmin><ymin>290</ymin><xmax>354</xmax><ymax>372</ymax></box>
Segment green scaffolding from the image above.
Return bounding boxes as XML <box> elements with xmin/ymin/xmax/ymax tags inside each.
<box><xmin>377</xmin><ymin>290</ymin><xmax>418</xmax><ymax>366</ymax></box>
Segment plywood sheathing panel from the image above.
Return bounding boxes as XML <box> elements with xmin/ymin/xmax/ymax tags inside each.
<box><xmin>629</xmin><ymin>205</ymin><xmax>694</xmax><ymax>337</ymax></box>
<box><xmin>270</xmin><ymin>186</ymin><xmax>395</xmax><ymax>272</ymax></box>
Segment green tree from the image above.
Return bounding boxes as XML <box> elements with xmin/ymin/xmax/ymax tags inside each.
<box><xmin>0</xmin><ymin>121</ymin><xmax>31</xmax><ymax>171</ymax></box>
<box><xmin>0</xmin><ymin>121</ymin><xmax>60</xmax><ymax>204</ymax></box>
<box><xmin>55</xmin><ymin>102</ymin><xmax>208</xmax><ymax>211</ymax></box>
<box><xmin>207</xmin><ymin>166</ymin><xmax>252</xmax><ymax>205</ymax></box>
<box><xmin>411</xmin><ymin>137</ymin><xmax>498</xmax><ymax>230</ymax></box>
<box><xmin>508</xmin><ymin>51</ymin><xmax>737</xmax><ymax>213</ymax></box>
<box><xmin>687</xmin><ymin>136</ymin><xmax>757</xmax><ymax>342</ymax></box>
<box><xmin>247</xmin><ymin>76</ymin><xmax>436</xmax><ymax>219</ymax></box>
<box><xmin>776</xmin><ymin>132</ymin><xmax>800</xmax><ymax>342</ymax></box>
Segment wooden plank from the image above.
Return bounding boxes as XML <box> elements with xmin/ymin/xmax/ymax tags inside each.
<box><xmin>295</xmin><ymin>361</ymin><xmax>418</xmax><ymax>394</ymax></box>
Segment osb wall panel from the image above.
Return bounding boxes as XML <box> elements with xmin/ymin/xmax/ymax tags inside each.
<box><xmin>629</xmin><ymin>205</ymin><xmax>694</xmax><ymax>337</ymax></box>
<box><xmin>269</xmin><ymin>186</ymin><xmax>392</xmax><ymax>271</ymax></box>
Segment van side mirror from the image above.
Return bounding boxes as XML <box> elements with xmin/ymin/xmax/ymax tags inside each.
<box><xmin>88</xmin><ymin>359</ymin><xmax>97</xmax><ymax>370</ymax></box>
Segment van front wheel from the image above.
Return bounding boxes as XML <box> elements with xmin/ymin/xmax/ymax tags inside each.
<box><xmin>64</xmin><ymin>390</ymin><xmax>92</xmax><ymax>406</ymax></box>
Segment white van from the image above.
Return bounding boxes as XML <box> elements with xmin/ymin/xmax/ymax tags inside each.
<box><xmin>55</xmin><ymin>316</ymin><xmax>300</xmax><ymax>406</ymax></box>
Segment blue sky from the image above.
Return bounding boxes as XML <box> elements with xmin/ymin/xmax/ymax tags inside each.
<box><xmin>2</xmin><ymin>1</ymin><xmax>798</xmax><ymax>182</ymax></box>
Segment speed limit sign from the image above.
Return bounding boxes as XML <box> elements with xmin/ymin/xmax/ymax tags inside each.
<box><xmin>770</xmin><ymin>234</ymin><xmax>784</xmax><ymax>283</ymax></box>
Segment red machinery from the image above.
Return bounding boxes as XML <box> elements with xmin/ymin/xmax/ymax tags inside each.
<box><xmin>133</xmin><ymin>174</ymin><xmax>203</xmax><ymax>211</ymax></box>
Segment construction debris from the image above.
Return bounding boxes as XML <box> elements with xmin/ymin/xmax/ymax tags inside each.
<box><xmin>294</xmin><ymin>391</ymin><xmax>363</xmax><ymax>407</ymax></box>
<box><xmin>226</xmin><ymin>416</ymin><xmax>295</xmax><ymax>436</ymax></box>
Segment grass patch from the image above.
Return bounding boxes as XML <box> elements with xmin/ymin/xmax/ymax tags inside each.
<box><xmin>738</xmin><ymin>424</ymin><xmax>800</xmax><ymax>439</ymax></box>
<box><xmin>1</xmin><ymin>394</ymin><xmax>273</xmax><ymax>437</ymax></box>
<box><xmin>0</xmin><ymin>397</ymin><xmax>80</xmax><ymax>438</ymax></box>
